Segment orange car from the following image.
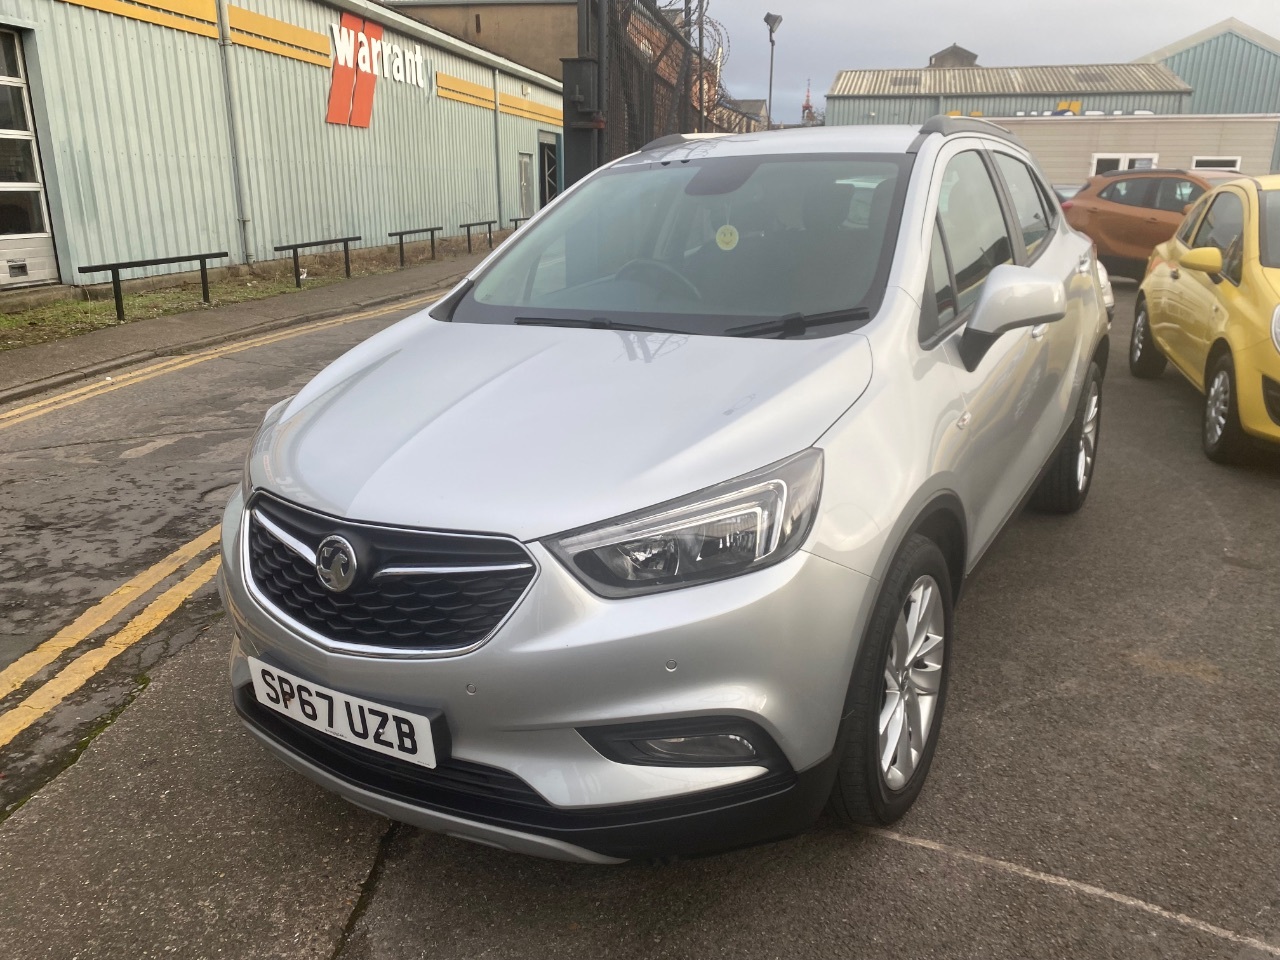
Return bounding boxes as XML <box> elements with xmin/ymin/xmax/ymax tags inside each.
<box><xmin>1064</xmin><ymin>168</ymin><xmax>1241</xmax><ymax>278</ymax></box>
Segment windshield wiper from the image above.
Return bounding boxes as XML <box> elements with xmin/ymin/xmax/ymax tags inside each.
<box><xmin>726</xmin><ymin>308</ymin><xmax>871</xmax><ymax>338</ymax></box>
<box><xmin>514</xmin><ymin>316</ymin><xmax>684</xmax><ymax>334</ymax></box>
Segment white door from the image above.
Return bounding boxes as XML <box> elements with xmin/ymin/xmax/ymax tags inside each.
<box><xmin>518</xmin><ymin>153</ymin><xmax>535</xmax><ymax>219</ymax></box>
<box><xmin>0</xmin><ymin>30</ymin><xmax>58</xmax><ymax>288</ymax></box>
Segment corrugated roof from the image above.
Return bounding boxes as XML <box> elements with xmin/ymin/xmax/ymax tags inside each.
<box><xmin>1135</xmin><ymin>17</ymin><xmax>1280</xmax><ymax>63</ymax></box>
<box><xmin>828</xmin><ymin>63</ymin><xmax>1190</xmax><ymax>98</ymax></box>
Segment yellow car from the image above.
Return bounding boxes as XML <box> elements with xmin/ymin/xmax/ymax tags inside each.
<box><xmin>1132</xmin><ymin>174</ymin><xmax>1280</xmax><ymax>462</ymax></box>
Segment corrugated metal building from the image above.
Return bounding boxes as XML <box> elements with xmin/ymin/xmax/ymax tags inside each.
<box><xmin>826</xmin><ymin>63</ymin><xmax>1191</xmax><ymax>126</ymax></box>
<box><xmin>1138</xmin><ymin>18</ymin><xmax>1280</xmax><ymax>115</ymax></box>
<box><xmin>0</xmin><ymin>0</ymin><xmax>563</xmax><ymax>289</ymax></box>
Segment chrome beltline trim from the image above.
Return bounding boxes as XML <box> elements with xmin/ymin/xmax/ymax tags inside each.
<box><xmin>241</xmin><ymin>496</ymin><xmax>541</xmax><ymax>661</ymax></box>
<box><xmin>374</xmin><ymin>562</ymin><xmax>534</xmax><ymax>578</ymax></box>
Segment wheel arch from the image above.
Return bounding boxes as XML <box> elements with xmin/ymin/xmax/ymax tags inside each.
<box><xmin>1206</xmin><ymin>337</ymin><xmax>1233</xmax><ymax>382</ymax></box>
<box><xmin>902</xmin><ymin>493</ymin><xmax>968</xmax><ymax>605</ymax></box>
<box><xmin>1092</xmin><ymin>330</ymin><xmax>1110</xmax><ymax>379</ymax></box>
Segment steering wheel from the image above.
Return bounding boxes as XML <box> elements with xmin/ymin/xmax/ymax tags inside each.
<box><xmin>616</xmin><ymin>259</ymin><xmax>702</xmax><ymax>301</ymax></box>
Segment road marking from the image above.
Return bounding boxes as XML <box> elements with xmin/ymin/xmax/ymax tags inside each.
<box><xmin>871</xmin><ymin>829</ymin><xmax>1280</xmax><ymax>957</ymax></box>
<box><xmin>0</xmin><ymin>556</ymin><xmax>221</xmax><ymax>751</ymax></box>
<box><xmin>0</xmin><ymin>292</ymin><xmax>441</xmax><ymax>432</ymax></box>
<box><xmin>0</xmin><ymin>526</ymin><xmax>221</xmax><ymax>701</ymax></box>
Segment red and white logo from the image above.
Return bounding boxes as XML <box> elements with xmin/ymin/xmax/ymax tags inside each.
<box><xmin>327</xmin><ymin>13</ymin><xmax>427</xmax><ymax>128</ymax></box>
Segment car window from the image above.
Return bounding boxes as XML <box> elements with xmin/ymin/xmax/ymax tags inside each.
<box><xmin>1261</xmin><ymin>190</ymin><xmax>1280</xmax><ymax>269</ymax></box>
<box><xmin>993</xmin><ymin>153</ymin><xmax>1052</xmax><ymax>258</ymax></box>
<box><xmin>937</xmin><ymin>151</ymin><xmax>1014</xmax><ymax>315</ymax></box>
<box><xmin>1191</xmin><ymin>191</ymin><xmax>1245</xmax><ymax>284</ymax></box>
<box><xmin>1176</xmin><ymin>195</ymin><xmax>1210</xmax><ymax>244</ymax></box>
<box><xmin>457</xmin><ymin>153</ymin><xmax>913</xmax><ymax>337</ymax></box>
<box><xmin>920</xmin><ymin>219</ymin><xmax>956</xmax><ymax>342</ymax></box>
<box><xmin>1152</xmin><ymin>178</ymin><xmax>1205</xmax><ymax>213</ymax></box>
<box><xmin>1099</xmin><ymin>178</ymin><xmax>1154</xmax><ymax>207</ymax></box>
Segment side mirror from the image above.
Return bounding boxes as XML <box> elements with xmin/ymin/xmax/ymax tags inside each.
<box><xmin>1178</xmin><ymin>247</ymin><xmax>1223</xmax><ymax>274</ymax></box>
<box><xmin>966</xmin><ymin>264</ymin><xmax>1067</xmax><ymax>340</ymax></box>
<box><xmin>1182</xmin><ymin>202</ymin><xmax>1195</xmax><ymax>215</ymax></box>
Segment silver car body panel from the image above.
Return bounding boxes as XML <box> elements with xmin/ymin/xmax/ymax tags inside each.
<box><xmin>223</xmin><ymin>493</ymin><xmax>877</xmax><ymax>802</ymax></box>
<box><xmin>223</xmin><ymin>124</ymin><xmax>1109</xmax><ymax>849</ymax></box>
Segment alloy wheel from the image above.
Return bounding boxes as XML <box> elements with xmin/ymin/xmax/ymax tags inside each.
<box><xmin>1205</xmin><ymin>369</ymin><xmax>1230</xmax><ymax>446</ymax></box>
<box><xmin>879</xmin><ymin>575</ymin><xmax>946</xmax><ymax>791</ymax></box>
<box><xmin>1076</xmin><ymin>381</ymin><xmax>1101</xmax><ymax>492</ymax></box>
<box><xmin>1131</xmin><ymin>310</ymin><xmax>1147</xmax><ymax>365</ymax></box>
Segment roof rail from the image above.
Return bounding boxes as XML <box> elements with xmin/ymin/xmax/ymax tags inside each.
<box><xmin>640</xmin><ymin>132</ymin><xmax>731</xmax><ymax>152</ymax></box>
<box><xmin>917</xmin><ymin>115</ymin><xmax>1024</xmax><ymax>146</ymax></box>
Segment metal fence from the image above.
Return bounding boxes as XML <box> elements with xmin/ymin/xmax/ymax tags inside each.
<box><xmin>564</xmin><ymin>0</ymin><xmax>732</xmax><ymax>184</ymax></box>
<box><xmin>602</xmin><ymin>0</ymin><xmax>727</xmax><ymax>162</ymax></box>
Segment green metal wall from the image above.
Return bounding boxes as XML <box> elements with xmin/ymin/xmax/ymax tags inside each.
<box><xmin>2</xmin><ymin>0</ymin><xmax>562</xmax><ymax>284</ymax></box>
<box><xmin>827</xmin><ymin>92</ymin><xmax>1190</xmax><ymax>127</ymax></box>
<box><xmin>1160</xmin><ymin>32</ymin><xmax>1280</xmax><ymax>115</ymax></box>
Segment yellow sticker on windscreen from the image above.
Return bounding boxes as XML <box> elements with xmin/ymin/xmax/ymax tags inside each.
<box><xmin>716</xmin><ymin>224</ymin><xmax>740</xmax><ymax>251</ymax></box>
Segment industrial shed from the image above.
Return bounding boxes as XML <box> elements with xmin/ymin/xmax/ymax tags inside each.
<box><xmin>826</xmin><ymin>63</ymin><xmax>1191</xmax><ymax>127</ymax></box>
<box><xmin>0</xmin><ymin>0</ymin><xmax>564</xmax><ymax>290</ymax></box>
<box><xmin>1137</xmin><ymin>18</ymin><xmax>1280</xmax><ymax>115</ymax></box>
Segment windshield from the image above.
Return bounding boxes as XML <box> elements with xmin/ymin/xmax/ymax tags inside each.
<box><xmin>451</xmin><ymin>153</ymin><xmax>912</xmax><ymax>338</ymax></box>
<box><xmin>1261</xmin><ymin>190</ymin><xmax>1280</xmax><ymax>269</ymax></box>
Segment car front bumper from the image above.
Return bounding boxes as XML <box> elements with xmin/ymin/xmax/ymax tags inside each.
<box><xmin>219</xmin><ymin>490</ymin><xmax>876</xmax><ymax>861</ymax></box>
<box><xmin>1237</xmin><ymin>337</ymin><xmax>1280</xmax><ymax>443</ymax></box>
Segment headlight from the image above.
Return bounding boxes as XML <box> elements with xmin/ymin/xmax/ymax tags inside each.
<box><xmin>545</xmin><ymin>448</ymin><xmax>824</xmax><ymax>597</ymax></box>
<box><xmin>241</xmin><ymin>397</ymin><xmax>292</xmax><ymax>499</ymax></box>
<box><xmin>1272</xmin><ymin>304</ymin><xmax>1280</xmax><ymax>354</ymax></box>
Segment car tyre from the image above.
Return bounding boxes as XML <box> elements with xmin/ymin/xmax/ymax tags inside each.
<box><xmin>1030</xmin><ymin>362</ymin><xmax>1103</xmax><ymax>514</ymax></box>
<box><xmin>828</xmin><ymin>534</ymin><xmax>952</xmax><ymax>826</ymax></box>
<box><xmin>1203</xmin><ymin>353</ymin><xmax>1248</xmax><ymax>464</ymax></box>
<box><xmin>1129</xmin><ymin>301</ymin><xmax>1167</xmax><ymax>379</ymax></box>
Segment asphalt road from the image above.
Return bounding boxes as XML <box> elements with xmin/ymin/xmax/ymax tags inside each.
<box><xmin>0</xmin><ymin>285</ymin><xmax>1276</xmax><ymax>960</ymax></box>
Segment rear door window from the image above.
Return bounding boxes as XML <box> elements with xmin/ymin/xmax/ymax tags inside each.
<box><xmin>993</xmin><ymin>153</ymin><xmax>1053</xmax><ymax>258</ymax></box>
<box><xmin>1152</xmin><ymin>178</ymin><xmax>1205</xmax><ymax>213</ymax></box>
<box><xmin>1099</xmin><ymin>178</ymin><xmax>1155</xmax><ymax>208</ymax></box>
<box><xmin>937</xmin><ymin>151</ymin><xmax>1015</xmax><ymax>314</ymax></box>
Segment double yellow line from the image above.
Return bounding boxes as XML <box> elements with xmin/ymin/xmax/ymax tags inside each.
<box><xmin>0</xmin><ymin>291</ymin><xmax>442</xmax><ymax>748</ymax></box>
<box><xmin>0</xmin><ymin>528</ymin><xmax>221</xmax><ymax>749</ymax></box>
<box><xmin>0</xmin><ymin>291</ymin><xmax>440</xmax><ymax>432</ymax></box>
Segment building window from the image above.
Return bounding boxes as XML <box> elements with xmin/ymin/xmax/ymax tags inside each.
<box><xmin>1192</xmin><ymin>156</ymin><xmax>1241</xmax><ymax>171</ymax></box>
<box><xmin>1091</xmin><ymin>153</ymin><xmax>1159</xmax><ymax>175</ymax></box>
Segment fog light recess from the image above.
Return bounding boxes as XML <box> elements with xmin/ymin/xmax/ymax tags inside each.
<box><xmin>578</xmin><ymin>717</ymin><xmax>789</xmax><ymax>770</ymax></box>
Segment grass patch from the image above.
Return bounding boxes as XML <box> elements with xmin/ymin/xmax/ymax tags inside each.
<box><xmin>0</xmin><ymin>260</ymin><xmax>404</xmax><ymax>352</ymax></box>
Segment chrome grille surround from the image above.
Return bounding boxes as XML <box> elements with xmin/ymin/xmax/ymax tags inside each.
<box><xmin>241</xmin><ymin>492</ymin><xmax>539</xmax><ymax>660</ymax></box>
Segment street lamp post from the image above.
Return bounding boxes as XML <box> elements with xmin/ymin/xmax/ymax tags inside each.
<box><xmin>764</xmin><ymin>13</ymin><xmax>782</xmax><ymax>129</ymax></box>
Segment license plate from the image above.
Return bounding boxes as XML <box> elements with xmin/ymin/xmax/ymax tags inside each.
<box><xmin>248</xmin><ymin>657</ymin><xmax>438</xmax><ymax>768</ymax></box>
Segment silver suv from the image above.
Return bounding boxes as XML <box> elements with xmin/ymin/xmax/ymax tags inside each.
<box><xmin>219</xmin><ymin>118</ymin><xmax>1110</xmax><ymax>863</ymax></box>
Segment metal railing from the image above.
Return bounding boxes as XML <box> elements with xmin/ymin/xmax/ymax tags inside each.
<box><xmin>388</xmin><ymin>226</ymin><xmax>444</xmax><ymax>266</ymax></box>
<box><xmin>510</xmin><ymin>217</ymin><xmax>531</xmax><ymax>230</ymax></box>
<box><xmin>460</xmin><ymin>220</ymin><xmax>497</xmax><ymax>253</ymax></box>
<box><xmin>273</xmin><ymin>236</ymin><xmax>361</xmax><ymax>288</ymax></box>
<box><xmin>78</xmin><ymin>251</ymin><xmax>229</xmax><ymax>323</ymax></box>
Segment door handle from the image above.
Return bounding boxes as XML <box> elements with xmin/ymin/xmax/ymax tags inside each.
<box><xmin>1146</xmin><ymin>217</ymin><xmax>1160</xmax><ymax>223</ymax></box>
<box><xmin>1030</xmin><ymin>324</ymin><xmax>1048</xmax><ymax>339</ymax></box>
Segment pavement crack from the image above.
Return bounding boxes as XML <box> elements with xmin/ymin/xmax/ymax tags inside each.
<box><xmin>0</xmin><ymin>425</ymin><xmax>250</xmax><ymax>457</ymax></box>
<box><xmin>330</xmin><ymin>820</ymin><xmax>401</xmax><ymax>960</ymax></box>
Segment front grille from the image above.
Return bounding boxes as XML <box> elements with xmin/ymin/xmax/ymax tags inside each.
<box><xmin>246</xmin><ymin>494</ymin><xmax>536</xmax><ymax>652</ymax></box>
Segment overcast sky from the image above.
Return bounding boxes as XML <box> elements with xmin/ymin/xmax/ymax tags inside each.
<box><xmin>704</xmin><ymin>1</ymin><xmax>1280</xmax><ymax>124</ymax></box>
